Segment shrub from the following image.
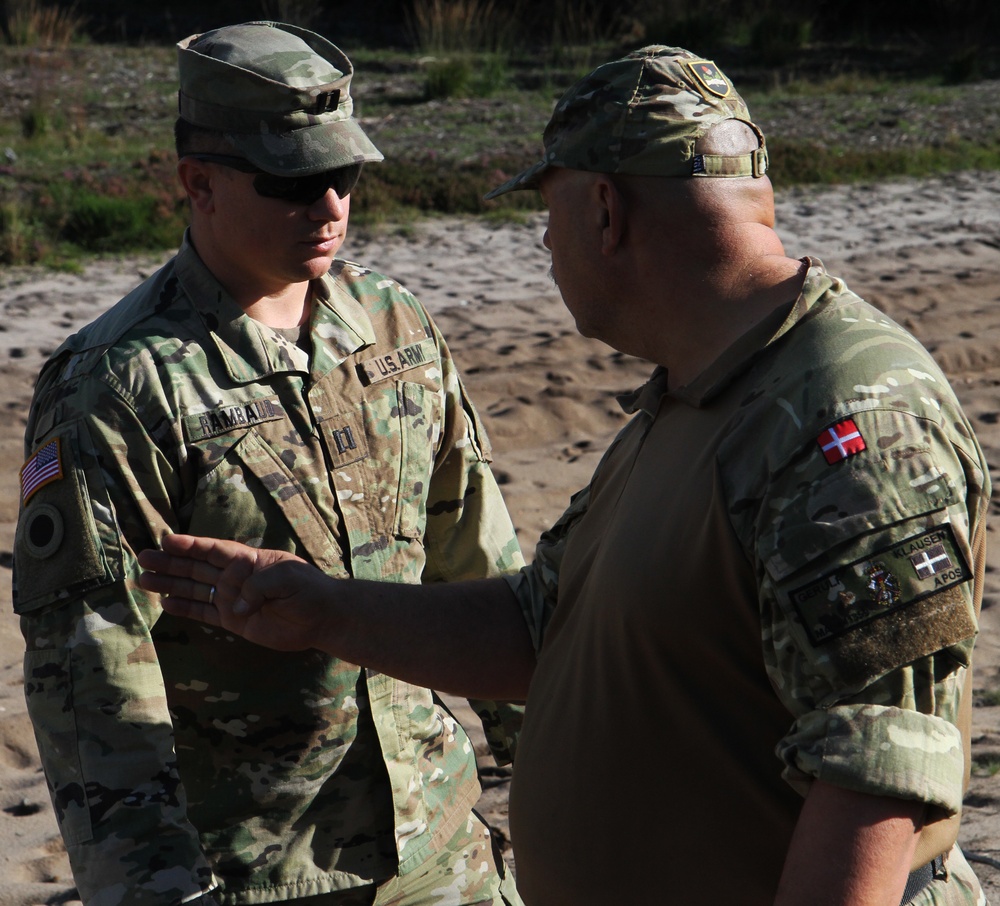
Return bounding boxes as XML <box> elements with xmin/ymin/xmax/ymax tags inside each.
<box><xmin>641</xmin><ymin>12</ymin><xmax>729</xmax><ymax>51</ymax></box>
<box><xmin>20</xmin><ymin>104</ymin><xmax>48</xmax><ymax>138</ymax></box>
<box><xmin>0</xmin><ymin>199</ymin><xmax>49</xmax><ymax>263</ymax></box>
<box><xmin>548</xmin><ymin>0</ymin><xmax>606</xmax><ymax>68</ymax></box>
<box><xmin>61</xmin><ymin>192</ymin><xmax>153</xmax><ymax>251</ymax></box>
<box><xmin>423</xmin><ymin>57</ymin><xmax>473</xmax><ymax>99</ymax></box>
<box><xmin>4</xmin><ymin>0</ymin><xmax>87</xmax><ymax>47</ymax></box>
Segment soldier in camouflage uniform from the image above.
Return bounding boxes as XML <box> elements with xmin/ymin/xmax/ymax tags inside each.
<box><xmin>138</xmin><ymin>47</ymin><xmax>990</xmax><ymax>905</ymax></box>
<box><xmin>14</xmin><ymin>21</ymin><xmax>524</xmax><ymax>906</ymax></box>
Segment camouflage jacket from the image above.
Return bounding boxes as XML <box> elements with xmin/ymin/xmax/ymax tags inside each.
<box><xmin>14</xmin><ymin>238</ymin><xmax>524</xmax><ymax>905</ymax></box>
<box><xmin>505</xmin><ymin>261</ymin><xmax>988</xmax><ymax>903</ymax></box>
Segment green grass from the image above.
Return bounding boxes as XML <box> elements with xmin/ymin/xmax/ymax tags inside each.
<box><xmin>766</xmin><ymin>138</ymin><xmax>1000</xmax><ymax>188</ymax></box>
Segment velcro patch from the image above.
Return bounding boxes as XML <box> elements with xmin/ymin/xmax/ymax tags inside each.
<box><xmin>21</xmin><ymin>438</ymin><xmax>63</xmax><ymax>505</ymax></box>
<box><xmin>359</xmin><ymin>338</ymin><xmax>437</xmax><ymax>385</ymax></box>
<box><xmin>14</xmin><ymin>429</ymin><xmax>115</xmax><ymax>613</ymax></box>
<box><xmin>183</xmin><ymin>397</ymin><xmax>285</xmax><ymax>442</ymax></box>
<box><xmin>790</xmin><ymin>524</ymin><xmax>971</xmax><ymax>646</ymax></box>
<box><xmin>786</xmin><ymin>523</ymin><xmax>977</xmax><ymax>686</ymax></box>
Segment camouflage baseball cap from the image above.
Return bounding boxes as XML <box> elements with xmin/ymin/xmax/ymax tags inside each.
<box><xmin>177</xmin><ymin>21</ymin><xmax>383</xmax><ymax>176</ymax></box>
<box><xmin>485</xmin><ymin>45</ymin><xmax>767</xmax><ymax>199</ymax></box>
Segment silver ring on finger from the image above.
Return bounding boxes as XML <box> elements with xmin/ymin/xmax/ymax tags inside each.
<box><xmin>208</xmin><ymin>585</ymin><xmax>216</xmax><ymax>606</ymax></box>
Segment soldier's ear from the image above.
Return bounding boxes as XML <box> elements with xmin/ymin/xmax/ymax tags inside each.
<box><xmin>177</xmin><ymin>158</ymin><xmax>216</xmax><ymax>214</ymax></box>
<box><xmin>595</xmin><ymin>175</ymin><xmax>626</xmax><ymax>256</ymax></box>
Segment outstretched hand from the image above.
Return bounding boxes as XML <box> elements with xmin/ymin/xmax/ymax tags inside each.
<box><xmin>138</xmin><ymin>534</ymin><xmax>336</xmax><ymax>652</ymax></box>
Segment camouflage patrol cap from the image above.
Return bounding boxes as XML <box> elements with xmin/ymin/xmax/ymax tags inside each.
<box><xmin>485</xmin><ymin>45</ymin><xmax>767</xmax><ymax>199</ymax></box>
<box><xmin>177</xmin><ymin>21</ymin><xmax>383</xmax><ymax>176</ymax></box>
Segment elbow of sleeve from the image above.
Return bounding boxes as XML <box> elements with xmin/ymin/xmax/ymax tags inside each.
<box><xmin>776</xmin><ymin>703</ymin><xmax>966</xmax><ymax>815</ymax></box>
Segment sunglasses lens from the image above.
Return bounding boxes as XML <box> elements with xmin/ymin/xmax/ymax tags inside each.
<box><xmin>332</xmin><ymin>163</ymin><xmax>363</xmax><ymax>198</ymax></box>
<box><xmin>330</xmin><ymin>164</ymin><xmax>361</xmax><ymax>198</ymax></box>
<box><xmin>253</xmin><ymin>164</ymin><xmax>364</xmax><ymax>205</ymax></box>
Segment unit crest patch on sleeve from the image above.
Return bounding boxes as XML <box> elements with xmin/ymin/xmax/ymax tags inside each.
<box><xmin>784</xmin><ymin>523</ymin><xmax>978</xmax><ymax>685</ymax></box>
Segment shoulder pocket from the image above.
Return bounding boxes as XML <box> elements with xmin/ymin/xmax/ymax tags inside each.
<box><xmin>14</xmin><ymin>430</ymin><xmax>119</xmax><ymax>614</ymax></box>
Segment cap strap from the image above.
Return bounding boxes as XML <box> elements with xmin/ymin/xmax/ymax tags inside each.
<box><xmin>691</xmin><ymin>119</ymin><xmax>768</xmax><ymax>178</ymax></box>
<box><xmin>179</xmin><ymin>88</ymin><xmax>345</xmax><ymax>132</ymax></box>
<box><xmin>692</xmin><ymin>145</ymin><xmax>768</xmax><ymax>178</ymax></box>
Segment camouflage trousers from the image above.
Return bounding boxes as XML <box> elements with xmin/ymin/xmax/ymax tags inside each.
<box><xmin>910</xmin><ymin>846</ymin><xmax>988</xmax><ymax>906</ymax></box>
<box><xmin>291</xmin><ymin>811</ymin><xmax>523</xmax><ymax>906</ymax></box>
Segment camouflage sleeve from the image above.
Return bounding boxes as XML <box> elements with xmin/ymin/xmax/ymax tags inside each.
<box><xmin>416</xmin><ymin>314</ymin><xmax>526</xmax><ymax>764</ymax></box>
<box><xmin>420</xmin><ymin>315</ymin><xmax>523</xmax><ymax>584</ymax></box>
<box><xmin>15</xmin><ymin>372</ymin><xmax>218</xmax><ymax>903</ymax></box>
<box><xmin>503</xmin><ymin>484</ymin><xmax>592</xmax><ymax>654</ymax></box>
<box><xmin>752</xmin><ymin>405</ymin><xmax>987</xmax><ymax>815</ymax></box>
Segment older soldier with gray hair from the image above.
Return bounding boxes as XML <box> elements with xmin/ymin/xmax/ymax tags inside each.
<box><xmin>15</xmin><ymin>20</ymin><xmax>525</xmax><ymax>906</ymax></box>
<box><xmin>139</xmin><ymin>46</ymin><xmax>988</xmax><ymax>905</ymax></box>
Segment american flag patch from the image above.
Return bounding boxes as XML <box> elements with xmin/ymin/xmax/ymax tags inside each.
<box><xmin>817</xmin><ymin>418</ymin><xmax>866</xmax><ymax>464</ymax></box>
<box><xmin>20</xmin><ymin>438</ymin><xmax>63</xmax><ymax>504</ymax></box>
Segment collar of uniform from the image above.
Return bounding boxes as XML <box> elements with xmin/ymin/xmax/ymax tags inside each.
<box><xmin>175</xmin><ymin>235</ymin><xmax>375</xmax><ymax>383</ymax></box>
<box><xmin>669</xmin><ymin>257</ymin><xmax>831</xmax><ymax>408</ymax></box>
<box><xmin>308</xmin><ymin>268</ymin><xmax>378</xmax><ymax>378</ymax></box>
<box><xmin>617</xmin><ymin>366</ymin><xmax>670</xmax><ymax>417</ymax></box>
<box><xmin>616</xmin><ymin>258</ymin><xmax>832</xmax><ymax>415</ymax></box>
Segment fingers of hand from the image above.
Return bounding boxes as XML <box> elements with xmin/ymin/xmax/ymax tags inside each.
<box><xmin>160</xmin><ymin>595</ymin><xmax>223</xmax><ymax>628</ymax></box>
<box><xmin>138</xmin><ymin>547</ymin><xmax>201</xmax><ymax>579</ymax></box>
<box><xmin>139</xmin><ymin>571</ymin><xmax>218</xmax><ymax>604</ymax></box>
<box><xmin>161</xmin><ymin>533</ymin><xmax>259</xmax><ymax>571</ymax></box>
<box><xmin>139</xmin><ymin>560</ymin><xmax>222</xmax><ymax>597</ymax></box>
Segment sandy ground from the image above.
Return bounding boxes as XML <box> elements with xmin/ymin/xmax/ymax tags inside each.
<box><xmin>1</xmin><ymin>171</ymin><xmax>999</xmax><ymax>903</ymax></box>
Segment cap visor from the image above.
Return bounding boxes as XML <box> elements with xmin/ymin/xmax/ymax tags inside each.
<box><xmin>484</xmin><ymin>158</ymin><xmax>548</xmax><ymax>200</ymax></box>
<box><xmin>233</xmin><ymin>118</ymin><xmax>384</xmax><ymax>176</ymax></box>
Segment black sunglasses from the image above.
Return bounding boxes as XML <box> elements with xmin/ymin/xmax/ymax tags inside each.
<box><xmin>184</xmin><ymin>154</ymin><xmax>363</xmax><ymax>205</ymax></box>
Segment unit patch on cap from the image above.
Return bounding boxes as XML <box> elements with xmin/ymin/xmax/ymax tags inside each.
<box><xmin>817</xmin><ymin>418</ymin><xmax>866</xmax><ymax>464</ymax></box>
<box><xmin>20</xmin><ymin>438</ymin><xmax>63</xmax><ymax>505</ymax></box>
<box><xmin>683</xmin><ymin>60</ymin><xmax>731</xmax><ymax>98</ymax></box>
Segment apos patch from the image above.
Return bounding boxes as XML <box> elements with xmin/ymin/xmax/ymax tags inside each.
<box><xmin>790</xmin><ymin>524</ymin><xmax>971</xmax><ymax>646</ymax></box>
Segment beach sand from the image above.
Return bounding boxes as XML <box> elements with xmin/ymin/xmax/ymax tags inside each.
<box><xmin>1</xmin><ymin>171</ymin><xmax>999</xmax><ymax>903</ymax></box>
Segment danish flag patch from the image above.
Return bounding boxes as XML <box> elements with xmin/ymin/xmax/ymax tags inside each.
<box><xmin>817</xmin><ymin>418</ymin><xmax>866</xmax><ymax>464</ymax></box>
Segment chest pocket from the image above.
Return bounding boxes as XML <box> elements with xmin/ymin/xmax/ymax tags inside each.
<box><xmin>184</xmin><ymin>427</ymin><xmax>346</xmax><ymax>575</ymax></box>
<box><xmin>319</xmin><ymin>379</ymin><xmax>441</xmax><ymax>554</ymax></box>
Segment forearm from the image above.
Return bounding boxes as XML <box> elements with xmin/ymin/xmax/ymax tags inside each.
<box><xmin>143</xmin><ymin>537</ymin><xmax>539</xmax><ymax>700</ymax></box>
<box><xmin>314</xmin><ymin>575</ymin><xmax>536</xmax><ymax>700</ymax></box>
<box><xmin>775</xmin><ymin>780</ymin><xmax>923</xmax><ymax>906</ymax></box>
